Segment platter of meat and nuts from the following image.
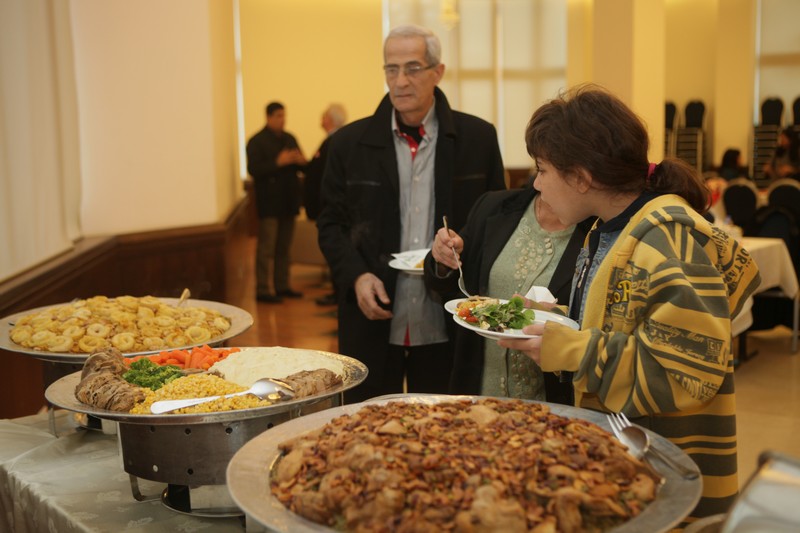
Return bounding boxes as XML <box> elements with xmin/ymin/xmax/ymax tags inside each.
<box><xmin>227</xmin><ymin>395</ymin><xmax>702</xmax><ymax>533</ymax></box>
<box><xmin>0</xmin><ymin>294</ymin><xmax>253</xmax><ymax>362</ymax></box>
<box><xmin>44</xmin><ymin>345</ymin><xmax>368</xmax><ymax>424</ymax></box>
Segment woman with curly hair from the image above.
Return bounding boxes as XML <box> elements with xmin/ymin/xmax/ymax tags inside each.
<box><xmin>500</xmin><ymin>85</ymin><xmax>761</xmax><ymax>522</ymax></box>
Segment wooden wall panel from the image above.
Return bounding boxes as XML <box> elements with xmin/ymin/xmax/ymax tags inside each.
<box><xmin>0</xmin><ymin>198</ymin><xmax>249</xmax><ymax>419</ymax></box>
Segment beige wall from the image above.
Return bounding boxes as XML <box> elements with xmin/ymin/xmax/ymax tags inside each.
<box><xmin>65</xmin><ymin>0</ymin><xmax>769</xmax><ymax>241</ymax></box>
<box><xmin>664</xmin><ymin>0</ymin><xmax>759</xmax><ymax>168</ymax></box>
<box><xmin>69</xmin><ymin>0</ymin><xmax>383</xmax><ymax>238</ymax></box>
<box><xmin>239</xmin><ymin>0</ymin><xmax>384</xmax><ymax>166</ymax></box>
<box><xmin>665</xmin><ymin>0</ymin><xmax>719</xmax><ymax>164</ymax></box>
<box><xmin>714</xmin><ymin>0</ymin><xmax>757</xmax><ymax>167</ymax></box>
<box><xmin>567</xmin><ymin>0</ymin><xmax>759</xmax><ymax>168</ymax></box>
<box><xmin>569</xmin><ymin>0</ymin><xmax>665</xmax><ymax>161</ymax></box>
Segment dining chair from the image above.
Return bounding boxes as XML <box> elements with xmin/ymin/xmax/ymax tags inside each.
<box><xmin>768</xmin><ymin>178</ymin><xmax>800</xmax><ymax>223</ymax></box>
<box><xmin>665</xmin><ymin>101</ymin><xmax>677</xmax><ymax>130</ymax></box>
<box><xmin>722</xmin><ymin>178</ymin><xmax>759</xmax><ymax>232</ymax></box>
<box><xmin>684</xmin><ymin>100</ymin><xmax>705</xmax><ymax>129</ymax></box>
<box><xmin>761</xmin><ymin>97</ymin><xmax>784</xmax><ymax>126</ymax></box>
<box><xmin>748</xmin><ymin>205</ymin><xmax>800</xmax><ymax>353</ymax></box>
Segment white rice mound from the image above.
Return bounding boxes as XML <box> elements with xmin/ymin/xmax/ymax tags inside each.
<box><xmin>209</xmin><ymin>346</ymin><xmax>345</xmax><ymax>387</ymax></box>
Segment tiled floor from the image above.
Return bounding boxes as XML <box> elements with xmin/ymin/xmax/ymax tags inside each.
<box><xmin>237</xmin><ymin>253</ymin><xmax>800</xmax><ymax>489</ymax></box>
<box><xmin>733</xmin><ymin>327</ymin><xmax>800</xmax><ymax>486</ymax></box>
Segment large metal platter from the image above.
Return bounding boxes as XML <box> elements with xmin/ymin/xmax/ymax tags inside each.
<box><xmin>44</xmin><ymin>349</ymin><xmax>368</xmax><ymax>425</ymax></box>
<box><xmin>0</xmin><ymin>298</ymin><xmax>253</xmax><ymax>363</ymax></box>
<box><xmin>227</xmin><ymin>394</ymin><xmax>702</xmax><ymax>533</ymax></box>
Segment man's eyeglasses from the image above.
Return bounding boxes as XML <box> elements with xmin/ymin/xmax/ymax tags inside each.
<box><xmin>383</xmin><ymin>63</ymin><xmax>437</xmax><ymax>79</ymax></box>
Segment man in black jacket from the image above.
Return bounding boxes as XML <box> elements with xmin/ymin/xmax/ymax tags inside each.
<box><xmin>305</xmin><ymin>104</ymin><xmax>347</xmax><ymax>307</ymax></box>
<box><xmin>317</xmin><ymin>25</ymin><xmax>506</xmax><ymax>403</ymax></box>
<box><xmin>246</xmin><ymin>102</ymin><xmax>306</xmax><ymax>303</ymax></box>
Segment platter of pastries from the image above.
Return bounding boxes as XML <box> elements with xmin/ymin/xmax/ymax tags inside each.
<box><xmin>0</xmin><ymin>295</ymin><xmax>253</xmax><ymax>362</ymax></box>
<box><xmin>227</xmin><ymin>395</ymin><xmax>702</xmax><ymax>533</ymax></box>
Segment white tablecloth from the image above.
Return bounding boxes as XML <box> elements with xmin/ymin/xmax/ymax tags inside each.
<box><xmin>0</xmin><ymin>411</ymin><xmax>244</xmax><ymax>532</ymax></box>
<box><xmin>732</xmin><ymin>237</ymin><xmax>799</xmax><ymax>348</ymax></box>
<box><xmin>741</xmin><ymin>237</ymin><xmax>799</xmax><ymax>297</ymax></box>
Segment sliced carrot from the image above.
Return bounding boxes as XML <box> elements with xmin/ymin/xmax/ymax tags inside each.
<box><xmin>189</xmin><ymin>349</ymin><xmax>206</xmax><ymax>369</ymax></box>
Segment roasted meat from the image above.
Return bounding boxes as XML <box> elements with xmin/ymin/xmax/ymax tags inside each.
<box><xmin>75</xmin><ymin>347</ymin><xmax>145</xmax><ymax>411</ymax></box>
<box><xmin>80</xmin><ymin>347</ymin><xmax>128</xmax><ymax>378</ymax></box>
<box><xmin>281</xmin><ymin>368</ymin><xmax>342</xmax><ymax>398</ymax></box>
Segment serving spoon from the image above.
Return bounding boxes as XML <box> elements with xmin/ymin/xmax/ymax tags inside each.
<box><xmin>149</xmin><ymin>377</ymin><xmax>294</xmax><ymax>414</ymax></box>
<box><xmin>608</xmin><ymin>413</ymin><xmax>700</xmax><ymax>480</ymax></box>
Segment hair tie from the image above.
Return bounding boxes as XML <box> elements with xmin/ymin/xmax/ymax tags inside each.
<box><xmin>646</xmin><ymin>162</ymin><xmax>657</xmax><ymax>187</ymax></box>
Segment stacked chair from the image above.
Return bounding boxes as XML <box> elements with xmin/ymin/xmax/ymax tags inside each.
<box><xmin>664</xmin><ymin>101</ymin><xmax>677</xmax><ymax>157</ymax></box>
<box><xmin>676</xmin><ymin>100</ymin><xmax>705</xmax><ymax>172</ymax></box>
<box><xmin>752</xmin><ymin>97</ymin><xmax>784</xmax><ymax>187</ymax></box>
<box><xmin>793</xmin><ymin>96</ymin><xmax>800</xmax><ymax>130</ymax></box>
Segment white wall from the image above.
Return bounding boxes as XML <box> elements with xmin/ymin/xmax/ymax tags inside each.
<box><xmin>70</xmin><ymin>0</ymin><xmax>239</xmax><ymax>236</ymax></box>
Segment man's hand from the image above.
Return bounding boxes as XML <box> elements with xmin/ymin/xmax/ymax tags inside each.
<box><xmin>354</xmin><ymin>273</ymin><xmax>393</xmax><ymax>320</ymax></box>
<box><xmin>277</xmin><ymin>148</ymin><xmax>305</xmax><ymax>167</ymax></box>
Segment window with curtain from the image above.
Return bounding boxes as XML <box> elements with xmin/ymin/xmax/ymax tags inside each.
<box><xmin>0</xmin><ymin>0</ymin><xmax>82</xmax><ymax>283</ymax></box>
<box><xmin>386</xmin><ymin>0</ymin><xmax>567</xmax><ymax>168</ymax></box>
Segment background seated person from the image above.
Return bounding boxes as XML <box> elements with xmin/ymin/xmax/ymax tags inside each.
<box><xmin>764</xmin><ymin>127</ymin><xmax>800</xmax><ymax>182</ymax></box>
<box><xmin>716</xmin><ymin>148</ymin><xmax>749</xmax><ymax>181</ymax></box>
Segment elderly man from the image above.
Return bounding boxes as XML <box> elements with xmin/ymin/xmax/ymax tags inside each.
<box><xmin>317</xmin><ymin>25</ymin><xmax>506</xmax><ymax>403</ymax></box>
<box><xmin>305</xmin><ymin>103</ymin><xmax>347</xmax><ymax>306</ymax></box>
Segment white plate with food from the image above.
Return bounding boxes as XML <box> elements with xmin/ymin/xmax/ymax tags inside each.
<box><xmin>444</xmin><ymin>296</ymin><xmax>499</xmax><ymax>314</ymax></box>
<box><xmin>449</xmin><ymin>297</ymin><xmax>578</xmax><ymax>340</ymax></box>
<box><xmin>388</xmin><ymin>248</ymin><xmax>429</xmax><ymax>275</ymax></box>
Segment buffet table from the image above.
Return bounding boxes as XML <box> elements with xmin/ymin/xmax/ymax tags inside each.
<box><xmin>0</xmin><ymin>410</ymin><xmax>244</xmax><ymax>532</ymax></box>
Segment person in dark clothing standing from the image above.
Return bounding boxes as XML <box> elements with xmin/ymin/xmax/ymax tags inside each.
<box><xmin>304</xmin><ymin>103</ymin><xmax>348</xmax><ymax>307</ymax></box>
<box><xmin>317</xmin><ymin>25</ymin><xmax>506</xmax><ymax>403</ymax></box>
<box><xmin>305</xmin><ymin>104</ymin><xmax>347</xmax><ymax>220</ymax></box>
<box><xmin>246</xmin><ymin>102</ymin><xmax>307</xmax><ymax>303</ymax></box>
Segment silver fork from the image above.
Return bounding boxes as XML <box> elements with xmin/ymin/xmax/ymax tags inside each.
<box><xmin>442</xmin><ymin>216</ymin><xmax>471</xmax><ymax>298</ymax></box>
<box><xmin>607</xmin><ymin>412</ymin><xmax>700</xmax><ymax>480</ymax></box>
